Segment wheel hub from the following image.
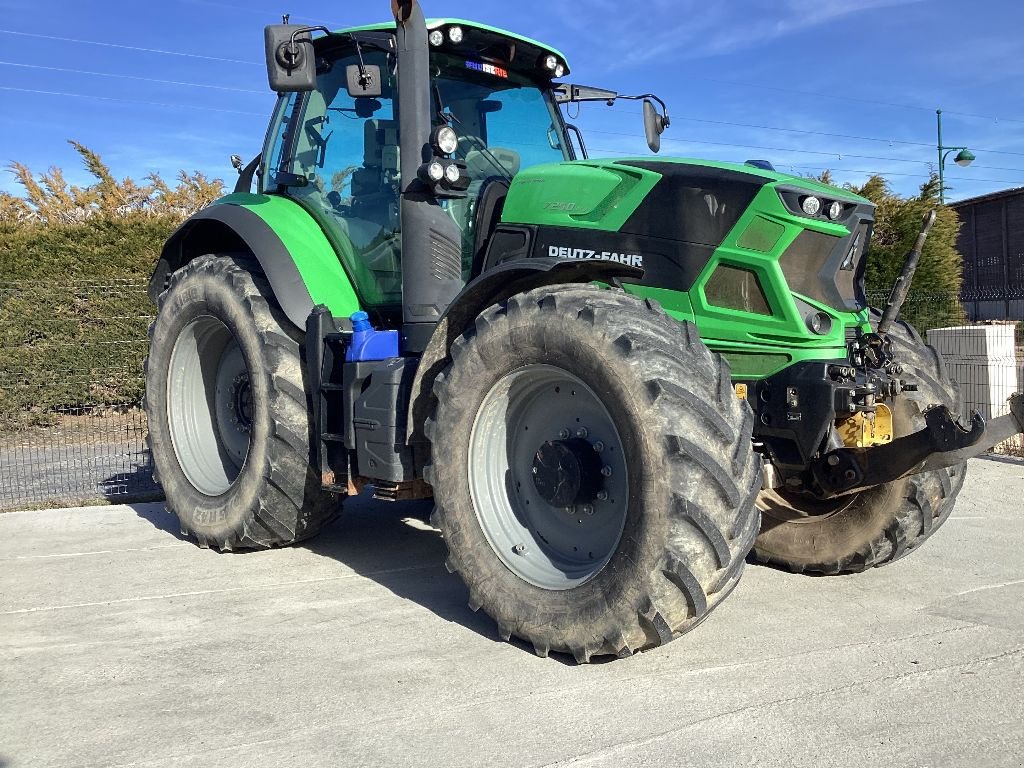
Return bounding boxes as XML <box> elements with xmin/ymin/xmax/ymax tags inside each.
<box><xmin>532</xmin><ymin>438</ymin><xmax>604</xmax><ymax>507</ymax></box>
<box><xmin>228</xmin><ymin>373</ymin><xmax>253</xmax><ymax>434</ymax></box>
<box><xmin>468</xmin><ymin>364</ymin><xmax>629</xmax><ymax>590</ymax></box>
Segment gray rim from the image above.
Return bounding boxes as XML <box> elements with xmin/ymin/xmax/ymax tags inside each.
<box><xmin>167</xmin><ymin>315</ymin><xmax>253</xmax><ymax>496</ymax></box>
<box><xmin>469</xmin><ymin>365</ymin><xmax>629</xmax><ymax>590</ymax></box>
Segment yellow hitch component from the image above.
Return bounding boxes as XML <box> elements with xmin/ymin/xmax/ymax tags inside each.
<box><xmin>735</xmin><ymin>383</ymin><xmax>748</xmax><ymax>401</ymax></box>
<box><xmin>836</xmin><ymin>403</ymin><xmax>894</xmax><ymax>448</ymax></box>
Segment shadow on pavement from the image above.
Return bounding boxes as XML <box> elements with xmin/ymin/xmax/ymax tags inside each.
<box><xmin>301</xmin><ymin>494</ymin><xmax>505</xmax><ymax>649</ymax></box>
<box><xmin>127</xmin><ymin>501</ymin><xmax>189</xmax><ymax>543</ymax></box>
<box><xmin>128</xmin><ymin>490</ymin><xmax>506</xmax><ymax>650</ymax></box>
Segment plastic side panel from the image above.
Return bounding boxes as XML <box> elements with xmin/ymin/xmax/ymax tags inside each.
<box><xmin>500</xmin><ymin>162</ymin><xmax>661</xmax><ymax>232</ymax></box>
<box><xmin>215</xmin><ymin>193</ymin><xmax>361</xmax><ymax>319</ymax></box>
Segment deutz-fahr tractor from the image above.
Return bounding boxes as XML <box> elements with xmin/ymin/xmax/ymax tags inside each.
<box><xmin>145</xmin><ymin>0</ymin><xmax>1024</xmax><ymax>662</ymax></box>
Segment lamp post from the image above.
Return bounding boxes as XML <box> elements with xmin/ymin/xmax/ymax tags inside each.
<box><xmin>936</xmin><ymin>108</ymin><xmax>975</xmax><ymax>205</ymax></box>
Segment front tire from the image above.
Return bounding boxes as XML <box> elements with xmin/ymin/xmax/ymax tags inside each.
<box><xmin>753</xmin><ymin>313</ymin><xmax>967</xmax><ymax>574</ymax></box>
<box><xmin>426</xmin><ymin>286</ymin><xmax>761</xmax><ymax>662</ymax></box>
<box><xmin>145</xmin><ymin>254</ymin><xmax>340</xmax><ymax>550</ymax></box>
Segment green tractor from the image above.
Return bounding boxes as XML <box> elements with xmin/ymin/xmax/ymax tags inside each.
<box><xmin>146</xmin><ymin>0</ymin><xmax>1023</xmax><ymax>661</ymax></box>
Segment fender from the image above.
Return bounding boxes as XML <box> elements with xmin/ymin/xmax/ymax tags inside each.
<box><xmin>405</xmin><ymin>257</ymin><xmax>644</xmax><ymax>444</ymax></box>
<box><xmin>149</xmin><ymin>193</ymin><xmax>360</xmax><ymax>329</ymax></box>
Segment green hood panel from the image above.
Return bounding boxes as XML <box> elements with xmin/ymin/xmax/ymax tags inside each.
<box><xmin>501</xmin><ymin>157</ymin><xmax>870</xmax><ymax>233</ymax></box>
<box><xmin>501</xmin><ymin>162</ymin><xmax>662</xmax><ymax>231</ymax></box>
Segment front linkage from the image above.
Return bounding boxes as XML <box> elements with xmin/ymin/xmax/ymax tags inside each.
<box><xmin>753</xmin><ymin>210</ymin><xmax>1024</xmax><ymax>500</ymax></box>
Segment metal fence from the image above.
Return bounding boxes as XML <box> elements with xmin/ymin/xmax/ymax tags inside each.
<box><xmin>0</xmin><ymin>280</ymin><xmax>159</xmax><ymax>512</ymax></box>
<box><xmin>0</xmin><ymin>284</ymin><xmax>1021</xmax><ymax>513</ymax></box>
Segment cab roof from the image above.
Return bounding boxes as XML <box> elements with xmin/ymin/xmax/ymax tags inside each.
<box><xmin>338</xmin><ymin>18</ymin><xmax>570</xmax><ymax>72</ymax></box>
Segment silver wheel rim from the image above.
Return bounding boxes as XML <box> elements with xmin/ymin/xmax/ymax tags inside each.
<box><xmin>469</xmin><ymin>365</ymin><xmax>629</xmax><ymax>590</ymax></box>
<box><xmin>167</xmin><ymin>315</ymin><xmax>253</xmax><ymax>496</ymax></box>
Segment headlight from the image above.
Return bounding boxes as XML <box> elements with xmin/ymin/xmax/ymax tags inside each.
<box><xmin>444</xmin><ymin>163</ymin><xmax>461</xmax><ymax>184</ymax></box>
<box><xmin>433</xmin><ymin>126</ymin><xmax>458</xmax><ymax>156</ymax></box>
<box><xmin>426</xmin><ymin>161</ymin><xmax>445</xmax><ymax>182</ymax></box>
<box><xmin>554</xmin><ymin>64</ymin><xmax>566</xmax><ymax>78</ymax></box>
<box><xmin>801</xmin><ymin>196</ymin><xmax>821</xmax><ymax>216</ymax></box>
<box><xmin>807</xmin><ymin>312</ymin><xmax>833</xmax><ymax>335</ymax></box>
<box><xmin>828</xmin><ymin>201</ymin><xmax>843</xmax><ymax>220</ymax></box>
<box><xmin>428</xmin><ymin>30</ymin><xmax>444</xmax><ymax>47</ymax></box>
<box><xmin>543</xmin><ymin>54</ymin><xmax>558</xmax><ymax>71</ymax></box>
<box><xmin>448</xmin><ymin>26</ymin><xmax>464</xmax><ymax>44</ymax></box>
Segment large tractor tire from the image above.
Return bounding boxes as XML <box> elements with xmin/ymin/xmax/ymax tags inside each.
<box><xmin>753</xmin><ymin>313</ymin><xmax>967</xmax><ymax>574</ymax></box>
<box><xmin>145</xmin><ymin>254</ymin><xmax>340</xmax><ymax>550</ymax></box>
<box><xmin>426</xmin><ymin>285</ymin><xmax>761</xmax><ymax>662</ymax></box>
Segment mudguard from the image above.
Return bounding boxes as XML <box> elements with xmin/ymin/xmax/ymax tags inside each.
<box><xmin>405</xmin><ymin>257</ymin><xmax>644</xmax><ymax>443</ymax></box>
<box><xmin>149</xmin><ymin>193</ymin><xmax>360</xmax><ymax>329</ymax></box>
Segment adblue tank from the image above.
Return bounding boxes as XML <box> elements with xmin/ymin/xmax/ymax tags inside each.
<box><xmin>345</xmin><ymin>311</ymin><xmax>399</xmax><ymax>362</ymax></box>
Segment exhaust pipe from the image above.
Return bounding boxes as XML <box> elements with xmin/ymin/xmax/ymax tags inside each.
<box><xmin>878</xmin><ymin>209</ymin><xmax>936</xmax><ymax>335</ymax></box>
<box><xmin>392</xmin><ymin>0</ymin><xmax>465</xmax><ymax>354</ymax></box>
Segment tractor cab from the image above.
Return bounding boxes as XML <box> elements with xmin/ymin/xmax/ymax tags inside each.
<box><xmin>260</xmin><ymin>21</ymin><xmax>574</xmax><ymax>310</ymax></box>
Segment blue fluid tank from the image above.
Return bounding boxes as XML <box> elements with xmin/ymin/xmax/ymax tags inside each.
<box><xmin>346</xmin><ymin>311</ymin><xmax>399</xmax><ymax>362</ymax></box>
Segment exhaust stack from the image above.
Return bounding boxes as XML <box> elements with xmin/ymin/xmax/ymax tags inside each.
<box><xmin>392</xmin><ymin>0</ymin><xmax>465</xmax><ymax>354</ymax></box>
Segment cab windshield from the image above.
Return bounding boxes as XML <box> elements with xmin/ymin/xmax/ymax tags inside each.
<box><xmin>432</xmin><ymin>53</ymin><xmax>568</xmax><ymax>178</ymax></box>
<box><xmin>432</xmin><ymin>53</ymin><xmax>569</xmax><ymax>272</ymax></box>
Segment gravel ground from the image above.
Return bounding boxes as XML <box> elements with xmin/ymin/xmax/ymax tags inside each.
<box><xmin>0</xmin><ymin>456</ymin><xmax>1022</xmax><ymax>767</ymax></box>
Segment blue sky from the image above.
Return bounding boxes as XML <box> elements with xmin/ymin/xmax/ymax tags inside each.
<box><xmin>1</xmin><ymin>0</ymin><xmax>1023</xmax><ymax>203</ymax></box>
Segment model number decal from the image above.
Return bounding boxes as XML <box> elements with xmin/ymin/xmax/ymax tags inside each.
<box><xmin>548</xmin><ymin>245</ymin><xmax>644</xmax><ymax>268</ymax></box>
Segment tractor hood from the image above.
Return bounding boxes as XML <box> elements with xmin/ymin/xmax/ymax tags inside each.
<box><xmin>496</xmin><ymin>157</ymin><xmax>876</xmax><ymax>337</ymax></box>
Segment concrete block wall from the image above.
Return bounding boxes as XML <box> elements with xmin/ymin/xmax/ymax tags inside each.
<box><xmin>927</xmin><ymin>324</ymin><xmax>1022</xmax><ymax>455</ymax></box>
<box><xmin>927</xmin><ymin>325</ymin><xmax>1017</xmax><ymax>421</ymax></box>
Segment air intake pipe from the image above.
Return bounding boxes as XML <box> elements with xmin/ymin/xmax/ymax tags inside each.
<box><xmin>392</xmin><ymin>0</ymin><xmax>465</xmax><ymax>354</ymax></box>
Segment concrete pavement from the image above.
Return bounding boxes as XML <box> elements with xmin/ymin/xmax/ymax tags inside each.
<box><xmin>1</xmin><ymin>457</ymin><xmax>1023</xmax><ymax>767</ymax></box>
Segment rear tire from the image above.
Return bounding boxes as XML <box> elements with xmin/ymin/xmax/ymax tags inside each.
<box><xmin>753</xmin><ymin>313</ymin><xmax>967</xmax><ymax>574</ymax></box>
<box><xmin>145</xmin><ymin>254</ymin><xmax>340</xmax><ymax>550</ymax></box>
<box><xmin>426</xmin><ymin>285</ymin><xmax>761</xmax><ymax>662</ymax></box>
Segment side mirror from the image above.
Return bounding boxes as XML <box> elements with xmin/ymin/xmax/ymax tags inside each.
<box><xmin>643</xmin><ymin>99</ymin><xmax>668</xmax><ymax>153</ymax></box>
<box><xmin>346</xmin><ymin>64</ymin><xmax>383</xmax><ymax>98</ymax></box>
<box><xmin>264</xmin><ymin>25</ymin><xmax>317</xmax><ymax>93</ymax></box>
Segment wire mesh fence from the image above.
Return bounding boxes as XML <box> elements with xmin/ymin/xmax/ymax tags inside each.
<box><xmin>0</xmin><ymin>280</ymin><xmax>159</xmax><ymax>512</ymax></box>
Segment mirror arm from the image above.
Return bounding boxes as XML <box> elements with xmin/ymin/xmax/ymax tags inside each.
<box><xmin>554</xmin><ymin>84</ymin><xmax>671</xmax><ymax>126</ymax></box>
<box><xmin>234</xmin><ymin>154</ymin><xmax>262</xmax><ymax>195</ymax></box>
<box><xmin>611</xmin><ymin>92</ymin><xmax>671</xmax><ymax>126</ymax></box>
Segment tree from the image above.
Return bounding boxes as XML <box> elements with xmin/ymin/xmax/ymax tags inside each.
<box><xmin>2</xmin><ymin>141</ymin><xmax>225</xmax><ymax>226</ymax></box>
<box><xmin>814</xmin><ymin>170</ymin><xmax>966</xmax><ymax>330</ymax></box>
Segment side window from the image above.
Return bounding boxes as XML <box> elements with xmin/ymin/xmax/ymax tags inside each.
<box><xmin>260</xmin><ymin>93</ymin><xmax>299</xmax><ymax>193</ymax></box>
<box><xmin>283</xmin><ymin>51</ymin><xmax>402</xmax><ymax>308</ymax></box>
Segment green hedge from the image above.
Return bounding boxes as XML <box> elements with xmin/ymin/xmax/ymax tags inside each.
<box><xmin>0</xmin><ymin>215</ymin><xmax>177</xmax><ymax>426</ymax></box>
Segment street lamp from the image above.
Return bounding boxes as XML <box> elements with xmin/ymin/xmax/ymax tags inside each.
<box><xmin>936</xmin><ymin>109</ymin><xmax>975</xmax><ymax>205</ymax></box>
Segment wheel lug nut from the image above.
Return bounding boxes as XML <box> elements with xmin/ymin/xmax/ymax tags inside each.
<box><xmin>513</xmin><ymin>543</ymin><xmax>527</xmax><ymax>555</ymax></box>
<box><xmin>582</xmin><ymin>504</ymin><xmax>594</xmax><ymax>516</ymax></box>
<box><xmin>558</xmin><ymin>429</ymin><xmax>570</xmax><ymax>440</ymax></box>
<box><xmin>596</xmin><ymin>490</ymin><xmax>609</xmax><ymax>501</ymax></box>
<box><xmin>601</xmin><ymin>465</ymin><xmax>612</xmax><ymax>477</ymax></box>
<box><xmin>593</xmin><ymin>441</ymin><xmax>605</xmax><ymax>453</ymax></box>
<box><xmin>576</xmin><ymin>427</ymin><xmax>588</xmax><ymax>439</ymax></box>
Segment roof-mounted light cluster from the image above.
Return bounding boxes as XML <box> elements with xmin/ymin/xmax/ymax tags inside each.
<box><xmin>428</xmin><ymin>25</ymin><xmax>464</xmax><ymax>47</ymax></box>
<box><xmin>539</xmin><ymin>53</ymin><xmax>566</xmax><ymax>79</ymax></box>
